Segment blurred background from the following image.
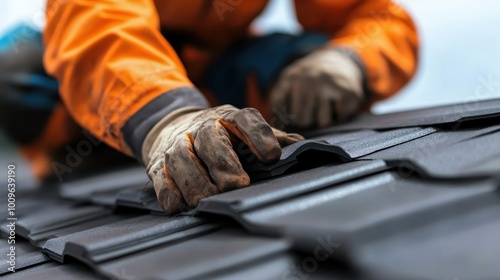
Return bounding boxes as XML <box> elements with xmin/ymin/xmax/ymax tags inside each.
<box><xmin>1</xmin><ymin>0</ymin><xmax>500</xmax><ymax>186</ymax></box>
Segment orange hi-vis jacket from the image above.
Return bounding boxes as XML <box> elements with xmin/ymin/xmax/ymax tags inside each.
<box><xmin>41</xmin><ymin>0</ymin><xmax>418</xmax><ymax>167</ymax></box>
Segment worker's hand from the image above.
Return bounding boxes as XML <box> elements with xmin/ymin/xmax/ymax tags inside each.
<box><xmin>270</xmin><ymin>49</ymin><xmax>365</xmax><ymax>129</ymax></box>
<box><xmin>143</xmin><ymin>105</ymin><xmax>304</xmax><ymax>214</ymax></box>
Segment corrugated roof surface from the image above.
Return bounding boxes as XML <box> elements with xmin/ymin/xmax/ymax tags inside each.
<box><xmin>2</xmin><ymin>99</ymin><xmax>500</xmax><ymax>279</ymax></box>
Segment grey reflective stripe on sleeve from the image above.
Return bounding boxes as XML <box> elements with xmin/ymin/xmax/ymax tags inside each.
<box><xmin>121</xmin><ymin>87</ymin><xmax>209</xmax><ymax>161</ymax></box>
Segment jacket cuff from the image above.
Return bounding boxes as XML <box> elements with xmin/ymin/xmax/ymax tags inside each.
<box><xmin>121</xmin><ymin>87</ymin><xmax>209</xmax><ymax>161</ymax></box>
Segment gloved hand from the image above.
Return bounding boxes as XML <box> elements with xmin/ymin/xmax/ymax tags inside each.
<box><xmin>142</xmin><ymin>105</ymin><xmax>304</xmax><ymax>214</ymax></box>
<box><xmin>270</xmin><ymin>49</ymin><xmax>365</xmax><ymax>129</ymax></box>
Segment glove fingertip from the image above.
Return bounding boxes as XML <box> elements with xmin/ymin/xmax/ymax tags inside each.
<box><xmin>271</xmin><ymin>127</ymin><xmax>305</xmax><ymax>147</ymax></box>
<box><xmin>258</xmin><ymin>141</ymin><xmax>282</xmax><ymax>164</ymax></box>
<box><xmin>158</xmin><ymin>188</ymin><xmax>188</xmax><ymax>215</ymax></box>
<box><xmin>288</xmin><ymin>133</ymin><xmax>305</xmax><ymax>142</ymax></box>
<box><xmin>157</xmin><ymin>161</ymin><xmax>189</xmax><ymax>215</ymax></box>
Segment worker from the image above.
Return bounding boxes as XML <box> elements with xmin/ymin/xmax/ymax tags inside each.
<box><xmin>0</xmin><ymin>0</ymin><xmax>418</xmax><ymax>214</ymax></box>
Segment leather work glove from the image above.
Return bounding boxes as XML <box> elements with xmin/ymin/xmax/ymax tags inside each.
<box><xmin>142</xmin><ymin>105</ymin><xmax>304</xmax><ymax>214</ymax></box>
<box><xmin>270</xmin><ymin>49</ymin><xmax>365</xmax><ymax>129</ymax></box>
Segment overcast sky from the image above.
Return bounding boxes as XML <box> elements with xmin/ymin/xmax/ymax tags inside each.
<box><xmin>1</xmin><ymin>0</ymin><xmax>499</xmax><ymax>113</ymax></box>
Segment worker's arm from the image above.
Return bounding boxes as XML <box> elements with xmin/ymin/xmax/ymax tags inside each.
<box><xmin>44</xmin><ymin>0</ymin><xmax>302</xmax><ymax>214</ymax></box>
<box><xmin>270</xmin><ymin>0</ymin><xmax>418</xmax><ymax>128</ymax></box>
<box><xmin>44</xmin><ymin>0</ymin><xmax>208</xmax><ymax>157</ymax></box>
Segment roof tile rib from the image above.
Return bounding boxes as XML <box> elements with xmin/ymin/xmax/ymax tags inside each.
<box><xmin>0</xmin><ymin>239</ymin><xmax>51</xmax><ymax>274</ymax></box>
<box><xmin>364</xmin><ymin>125</ymin><xmax>500</xmax><ymax>178</ymax></box>
<box><xmin>320</xmin><ymin>98</ymin><xmax>500</xmax><ymax>132</ymax></box>
<box><xmin>245</xmin><ymin>127</ymin><xmax>435</xmax><ymax>177</ymax></box>
<box><xmin>42</xmin><ymin>215</ymin><xmax>215</xmax><ymax>263</ymax></box>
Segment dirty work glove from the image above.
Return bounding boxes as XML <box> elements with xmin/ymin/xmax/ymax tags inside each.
<box><xmin>270</xmin><ymin>49</ymin><xmax>365</xmax><ymax>129</ymax></box>
<box><xmin>142</xmin><ymin>105</ymin><xmax>304</xmax><ymax>214</ymax></box>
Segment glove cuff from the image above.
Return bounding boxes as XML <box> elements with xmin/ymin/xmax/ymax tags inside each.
<box><xmin>121</xmin><ymin>87</ymin><xmax>208</xmax><ymax>163</ymax></box>
<box><xmin>141</xmin><ymin>106</ymin><xmax>202</xmax><ymax>164</ymax></box>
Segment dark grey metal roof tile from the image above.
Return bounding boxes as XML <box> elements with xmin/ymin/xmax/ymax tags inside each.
<box><xmin>0</xmin><ymin>197</ymin><xmax>52</xmax><ymax>237</ymax></box>
<box><xmin>409</xmin><ymin>131</ymin><xmax>500</xmax><ymax>178</ymax></box>
<box><xmin>115</xmin><ymin>186</ymin><xmax>163</xmax><ymax>213</ymax></box>
<box><xmin>42</xmin><ymin>214</ymin><xmax>213</xmax><ymax>263</ymax></box>
<box><xmin>243</xmin><ymin>173</ymin><xmax>497</xmax><ymax>237</ymax></box>
<box><xmin>98</xmin><ymin>227</ymin><xmax>368</xmax><ymax>280</ymax></box>
<box><xmin>202</xmin><ymin>171</ymin><xmax>498</xmax><ymax>261</ymax></box>
<box><xmin>59</xmin><ymin>167</ymin><xmax>165</xmax><ymax>213</ymax></box>
<box><xmin>59</xmin><ymin>167</ymin><xmax>148</xmax><ymax>202</ymax></box>
<box><xmin>0</xmin><ymin>239</ymin><xmax>51</xmax><ymax>274</ymax></box>
<box><xmin>98</xmin><ymin>227</ymin><xmax>292</xmax><ymax>280</ymax></box>
<box><xmin>356</xmin><ymin>201</ymin><xmax>500</xmax><ymax>279</ymax></box>
<box><xmin>3</xmin><ymin>262</ymin><xmax>104</xmax><ymax>280</ymax></box>
<box><xmin>312</xmin><ymin>127</ymin><xmax>437</xmax><ymax>158</ymax></box>
<box><xmin>87</xmin><ymin>189</ymin><xmax>122</xmax><ymax>207</ymax></box>
<box><xmin>199</xmin><ymin>160</ymin><xmax>388</xmax><ymax>215</ymax></box>
<box><xmin>0</xmin><ymin>190</ymin><xmax>61</xmax><ymax>222</ymax></box>
<box><xmin>245</xmin><ymin>127</ymin><xmax>434</xmax><ymax>177</ymax></box>
<box><xmin>29</xmin><ymin>214</ymin><xmax>133</xmax><ymax>247</ymax></box>
<box><xmin>364</xmin><ymin>126</ymin><xmax>500</xmax><ymax>178</ymax></box>
<box><xmin>248</xmin><ymin>160</ymin><xmax>299</xmax><ymax>180</ymax></box>
<box><xmin>2</xmin><ymin>262</ymin><xmax>62</xmax><ymax>280</ymax></box>
<box><xmin>321</xmin><ymin>98</ymin><xmax>500</xmax><ymax>132</ymax></box>
<box><xmin>17</xmin><ymin>205</ymin><xmax>112</xmax><ymax>238</ymax></box>
<box><xmin>363</xmin><ymin>125</ymin><xmax>500</xmax><ymax>160</ymax></box>
<box><xmin>200</xmin><ymin>253</ymin><xmax>299</xmax><ymax>280</ymax></box>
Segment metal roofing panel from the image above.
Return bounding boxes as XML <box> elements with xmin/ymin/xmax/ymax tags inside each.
<box><xmin>356</xmin><ymin>202</ymin><xmax>500</xmax><ymax>279</ymax></box>
<box><xmin>97</xmin><ymin>228</ymin><xmax>293</xmax><ymax>280</ymax></box>
<box><xmin>320</xmin><ymin>98</ymin><xmax>500</xmax><ymax>132</ymax></box>
<box><xmin>115</xmin><ymin>186</ymin><xmax>163</xmax><ymax>213</ymax></box>
<box><xmin>364</xmin><ymin>126</ymin><xmax>500</xmax><ymax>178</ymax></box>
<box><xmin>2</xmin><ymin>262</ymin><xmax>62</xmax><ymax>280</ymax></box>
<box><xmin>199</xmin><ymin>160</ymin><xmax>387</xmax><ymax>215</ymax></box>
<box><xmin>59</xmin><ymin>167</ymin><xmax>148</xmax><ymax>202</ymax></box>
<box><xmin>17</xmin><ymin>205</ymin><xmax>112</xmax><ymax>238</ymax></box>
<box><xmin>42</xmin><ymin>215</ymin><xmax>214</xmax><ymax>263</ymax></box>
<box><xmin>202</xmin><ymin>171</ymin><xmax>498</xmax><ymax>261</ymax></box>
<box><xmin>29</xmin><ymin>214</ymin><xmax>132</xmax><ymax>247</ymax></box>
<box><xmin>0</xmin><ymin>239</ymin><xmax>51</xmax><ymax>274</ymax></box>
<box><xmin>242</xmin><ymin>173</ymin><xmax>497</xmax><ymax>236</ymax></box>
<box><xmin>245</xmin><ymin>127</ymin><xmax>434</xmax><ymax>177</ymax></box>
<box><xmin>3</xmin><ymin>262</ymin><xmax>103</xmax><ymax>280</ymax></box>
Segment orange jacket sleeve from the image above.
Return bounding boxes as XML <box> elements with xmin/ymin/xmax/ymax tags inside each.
<box><xmin>44</xmin><ymin>0</ymin><xmax>208</xmax><ymax>159</ymax></box>
<box><xmin>294</xmin><ymin>0</ymin><xmax>419</xmax><ymax>102</ymax></box>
